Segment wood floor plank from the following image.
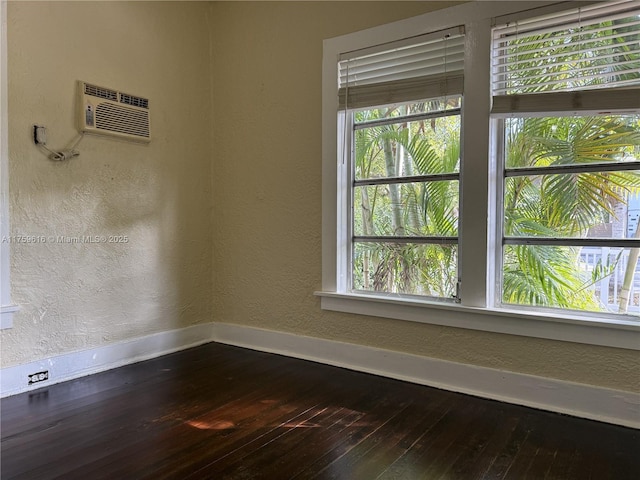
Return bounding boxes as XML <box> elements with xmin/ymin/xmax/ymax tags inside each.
<box><xmin>419</xmin><ymin>402</ymin><xmax>505</xmax><ymax>479</ymax></box>
<box><xmin>281</xmin><ymin>386</ymin><xmax>429</xmax><ymax>479</ymax></box>
<box><xmin>143</xmin><ymin>393</ymin><xmax>339</xmax><ymax>478</ymax></box>
<box><xmin>250</xmin><ymin>406</ymin><xmax>367</xmax><ymax>479</ymax></box>
<box><xmin>338</xmin><ymin>398</ymin><xmax>457</xmax><ymax>480</ymax></box>
<box><xmin>267</xmin><ymin>402</ymin><xmax>413</xmax><ymax>480</ymax></box>
<box><xmin>438</xmin><ymin>404</ymin><xmax>507</xmax><ymax>479</ymax></box>
<box><xmin>192</xmin><ymin>405</ymin><xmax>343</xmax><ymax>479</ymax></box>
<box><xmin>1</xmin><ymin>344</ymin><xmax>255</xmax><ymax>439</ymax></box>
<box><xmin>2</xmin><ymin>342</ymin><xmax>639</xmax><ymax>480</ymax></box>
<box><xmin>174</xmin><ymin>373</ymin><xmax>411</xmax><ymax>479</ymax></box>
<box><xmin>24</xmin><ymin>361</ymin><xmax>328</xmax><ymax>479</ymax></box>
<box><xmin>373</xmin><ymin>398</ymin><xmax>478</xmax><ymax>479</ymax></box>
<box><xmin>479</xmin><ymin>414</ymin><xmax>532</xmax><ymax>479</ymax></box>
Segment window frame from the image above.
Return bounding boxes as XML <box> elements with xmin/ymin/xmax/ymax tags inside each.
<box><xmin>348</xmin><ymin>99</ymin><xmax>462</xmax><ymax>300</ymax></box>
<box><xmin>489</xmin><ymin>5</ymin><xmax>640</xmax><ymax>316</ymax></box>
<box><xmin>0</xmin><ymin>0</ymin><xmax>17</xmax><ymax>330</ymax></box>
<box><xmin>492</xmin><ymin>114</ymin><xmax>640</xmax><ymax>317</ymax></box>
<box><xmin>318</xmin><ymin>0</ymin><xmax>640</xmax><ymax>351</ymax></box>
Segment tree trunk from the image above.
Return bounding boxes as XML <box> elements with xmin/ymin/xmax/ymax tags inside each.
<box><xmin>360</xmin><ymin>188</ymin><xmax>374</xmax><ymax>289</ymax></box>
<box><xmin>618</xmin><ymin>218</ymin><xmax>640</xmax><ymax>313</ymax></box>
<box><xmin>383</xmin><ymin>139</ymin><xmax>405</xmax><ymax>236</ymax></box>
<box><xmin>400</xmin><ymin>127</ymin><xmax>422</xmax><ymax>235</ymax></box>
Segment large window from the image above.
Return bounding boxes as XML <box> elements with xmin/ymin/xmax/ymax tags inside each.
<box><xmin>339</xmin><ymin>27</ymin><xmax>464</xmax><ymax>300</ymax></box>
<box><xmin>492</xmin><ymin>2</ymin><xmax>640</xmax><ymax>316</ymax></box>
<box><xmin>351</xmin><ymin>99</ymin><xmax>461</xmax><ymax>298</ymax></box>
<box><xmin>321</xmin><ymin>1</ymin><xmax>640</xmax><ymax>349</ymax></box>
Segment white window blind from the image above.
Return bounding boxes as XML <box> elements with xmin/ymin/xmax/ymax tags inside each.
<box><xmin>338</xmin><ymin>26</ymin><xmax>465</xmax><ymax>109</ymax></box>
<box><xmin>491</xmin><ymin>0</ymin><xmax>640</xmax><ymax>115</ymax></box>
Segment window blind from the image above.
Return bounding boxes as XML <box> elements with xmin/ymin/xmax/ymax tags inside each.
<box><xmin>338</xmin><ymin>26</ymin><xmax>465</xmax><ymax>109</ymax></box>
<box><xmin>491</xmin><ymin>0</ymin><xmax>640</xmax><ymax>115</ymax></box>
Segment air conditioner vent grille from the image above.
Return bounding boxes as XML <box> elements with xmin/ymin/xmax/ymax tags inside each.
<box><xmin>84</xmin><ymin>84</ymin><xmax>118</xmax><ymax>101</ymax></box>
<box><xmin>120</xmin><ymin>93</ymin><xmax>149</xmax><ymax>109</ymax></box>
<box><xmin>79</xmin><ymin>81</ymin><xmax>151</xmax><ymax>143</ymax></box>
<box><xmin>95</xmin><ymin>103</ymin><xmax>150</xmax><ymax>138</ymax></box>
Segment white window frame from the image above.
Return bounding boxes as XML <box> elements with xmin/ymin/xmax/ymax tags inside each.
<box><xmin>490</xmin><ymin>2</ymin><xmax>640</xmax><ymax>318</ymax></box>
<box><xmin>347</xmin><ymin>100</ymin><xmax>462</xmax><ymax>301</ymax></box>
<box><xmin>318</xmin><ymin>0</ymin><xmax>640</xmax><ymax>351</ymax></box>
<box><xmin>1</xmin><ymin>0</ymin><xmax>17</xmax><ymax>329</ymax></box>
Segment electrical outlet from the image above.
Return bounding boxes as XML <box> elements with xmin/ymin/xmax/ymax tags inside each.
<box><xmin>28</xmin><ymin>370</ymin><xmax>49</xmax><ymax>385</ymax></box>
<box><xmin>33</xmin><ymin>125</ymin><xmax>47</xmax><ymax>145</ymax></box>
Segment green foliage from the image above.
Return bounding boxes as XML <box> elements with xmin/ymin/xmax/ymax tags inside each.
<box><xmin>503</xmin><ymin>19</ymin><xmax>640</xmax><ymax>94</ymax></box>
<box><xmin>352</xmin><ymin>101</ymin><xmax>640</xmax><ymax>312</ymax></box>
<box><xmin>352</xmin><ymin>13</ymin><xmax>640</xmax><ymax>309</ymax></box>
<box><xmin>503</xmin><ymin>115</ymin><xmax>640</xmax><ymax>311</ymax></box>
<box><xmin>352</xmin><ymin>103</ymin><xmax>460</xmax><ymax>296</ymax></box>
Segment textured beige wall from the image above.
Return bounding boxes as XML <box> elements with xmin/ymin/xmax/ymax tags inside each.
<box><xmin>3</xmin><ymin>1</ymin><xmax>638</xmax><ymax>393</ymax></box>
<box><xmin>1</xmin><ymin>1</ymin><xmax>213</xmax><ymax>367</ymax></box>
<box><xmin>210</xmin><ymin>1</ymin><xmax>640</xmax><ymax>393</ymax></box>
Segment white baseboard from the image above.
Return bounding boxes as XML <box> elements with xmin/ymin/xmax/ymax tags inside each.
<box><xmin>0</xmin><ymin>323</ymin><xmax>217</xmax><ymax>398</ymax></box>
<box><xmin>2</xmin><ymin>321</ymin><xmax>638</xmax><ymax>428</ymax></box>
<box><xmin>211</xmin><ymin>323</ymin><xmax>640</xmax><ymax>429</ymax></box>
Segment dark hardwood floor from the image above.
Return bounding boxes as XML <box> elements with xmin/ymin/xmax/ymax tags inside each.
<box><xmin>1</xmin><ymin>342</ymin><xmax>638</xmax><ymax>480</ymax></box>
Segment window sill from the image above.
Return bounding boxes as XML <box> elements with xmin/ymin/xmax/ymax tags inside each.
<box><xmin>0</xmin><ymin>305</ymin><xmax>19</xmax><ymax>330</ymax></box>
<box><xmin>314</xmin><ymin>291</ymin><xmax>640</xmax><ymax>351</ymax></box>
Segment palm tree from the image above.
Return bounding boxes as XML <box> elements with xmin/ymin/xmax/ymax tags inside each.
<box><xmin>353</xmin><ymin>105</ymin><xmax>460</xmax><ymax>297</ymax></box>
<box><xmin>352</xmin><ymin>96</ymin><xmax>639</xmax><ymax>313</ymax></box>
<box><xmin>503</xmin><ymin>115</ymin><xmax>640</xmax><ymax>311</ymax></box>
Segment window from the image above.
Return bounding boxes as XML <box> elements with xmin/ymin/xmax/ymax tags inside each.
<box><xmin>351</xmin><ymin>98</ymin><xmax>461</xmax><ymax>298</ymax></box>
<box><xmin>0</xmin><ymin>0</ymin><xmax>17</xmax><ymax>330</ymax></box>
<box><xmin>492</xmin><ymin>2</ymin><xmax>640</xmax><ymax>316</ymax></box>
<box><xmin>339</xmin><ymin>28</ymin><xmax>464</xmax><ymax>300</ymax></box>
<box><xmin>320</xmin><ymin>1</ymin><xmax>640</xmax><ymax>350</ymax></box>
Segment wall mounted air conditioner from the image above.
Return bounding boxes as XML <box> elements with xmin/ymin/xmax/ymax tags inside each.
<box><xmin>78</xmin><ymin>81</ymin><xmax>150</xmax><ymax>143</ymax></box>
